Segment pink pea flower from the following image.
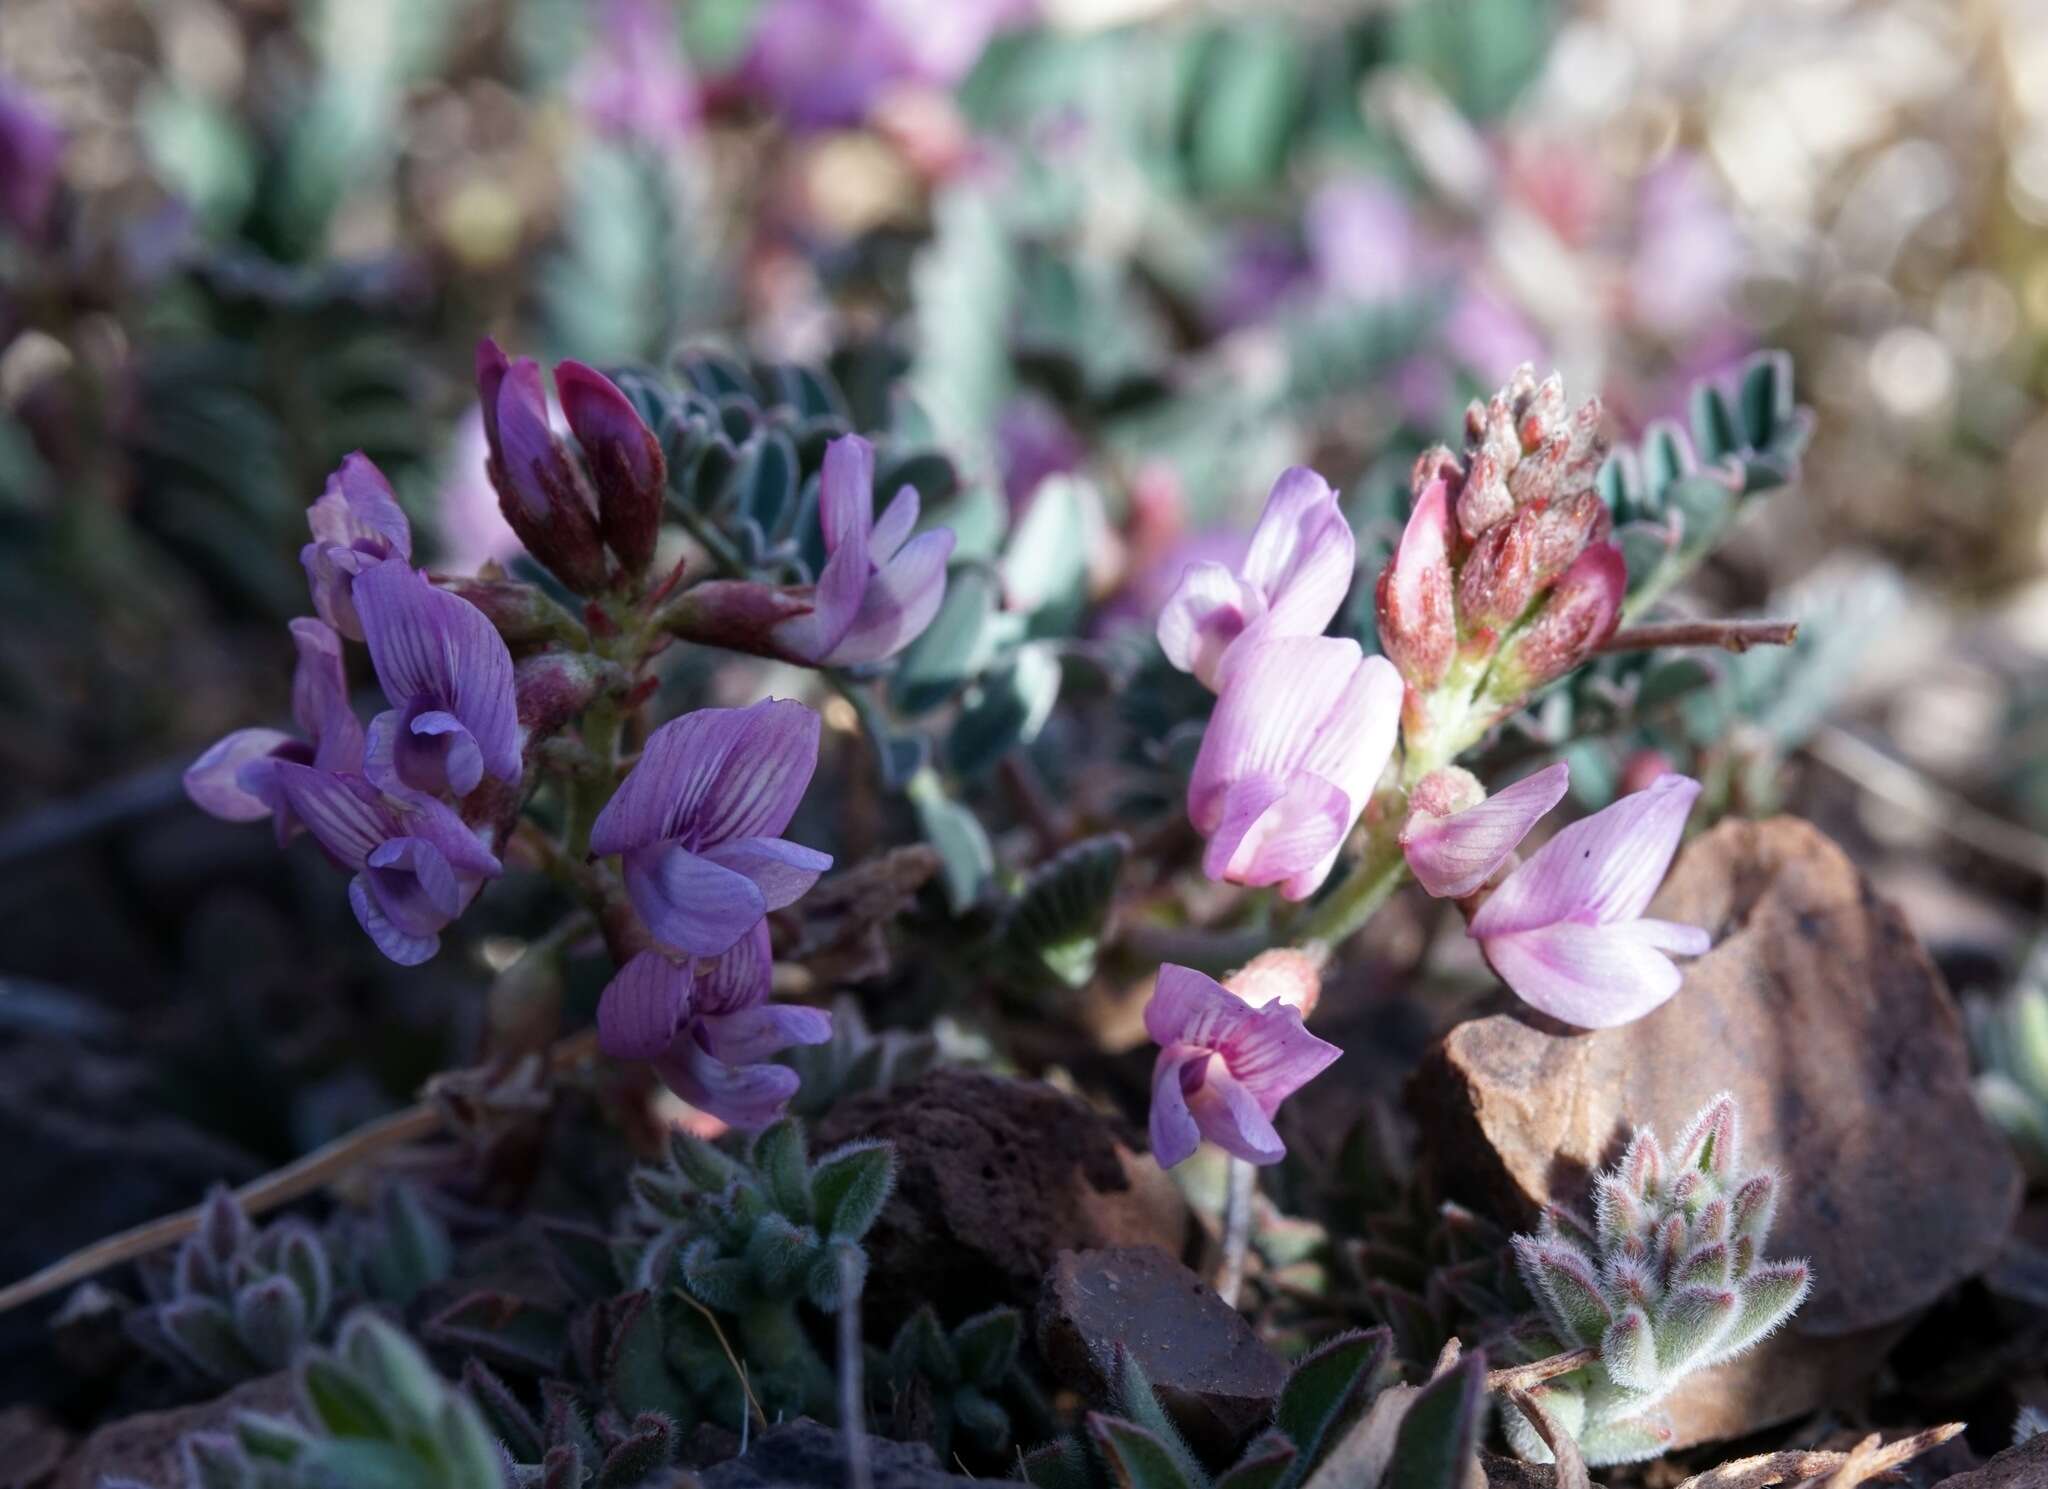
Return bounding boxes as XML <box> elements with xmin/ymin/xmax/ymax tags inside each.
<box><xmin>184</xmin><ymin>618</ymin><xmax>366</xmax><ymax>843</ymax></box>
<box><xmin>269</xmin><ymin>762</ymin><xmax>504</xmax><ymax>965</ymax></box>
<box><xmin>599</xmin><ymin>922</ymin><xmax>831</xmax><ymax>1131</ymax></box>
<box><xmin>772</xmin><ymin>434</ymin><xmax>954</xmax><ymax>667</ymax></box>
<box><xmin>1188</xmin><ymin>636</ymin><xmax>1402</xmax><ymax>900</ymax></box>
<box><xmin>301</xmin><ymin>454</ymin><xmax>413</xmax><ymax>642</ymax></box>
<box><xmin>1469</xmin><ymin>773</ymin><xmax>1711</xmax><ymax>1028</ymax></box>
<box><xmin>1145</xmin><ymin>963</ymin><xmax>1340</xmax><ymax>1168</ymax></box>
<box><xmin>590</xmin><ymin>699</ymin><xmax>833</xmax><ymax>959</ymax></box>
<box><xmin>1157</xmin><ymin>467</ymin><xmax>1356</xmax><ymax>693</ymax></box>
<box><xmin>354</xmin><ymin>560</ymin><xmax>521</xmax><ymax>802</ymax></box>
<box><xmin>1401</xmin><ymin>761</ymin><xmax>1568</xmax><ymax>899</ymax></box>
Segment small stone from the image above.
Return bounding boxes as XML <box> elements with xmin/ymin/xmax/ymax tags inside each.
<box><xmin>1930</xmin><ymin>1432</ymin><xmax>2048</xmax><ymax>1489</ymax></box>
<box><xmin>695</xmin><ymin>1419</ymin><xmax>977</xmax><ymax>1487</ymax></box>
<box><xmin>1036</xmin><ymin>1245</ymin><xmax>1287</xmax><ymax>1460</ymax></box>
<box><xmin>815</xmin><ymin>1071</ymin><xmax>1191</xmax><ymax>1328</ymax></box>
<box><xmin>56</xmin><ymin>1373</ymin><xmax>296</xmax><ymax>1489</ymax></box>
<box><xmin>1412</xmin><ymin>817</ymin><xmax>2019</xmax><ymax>1450</ymax></box>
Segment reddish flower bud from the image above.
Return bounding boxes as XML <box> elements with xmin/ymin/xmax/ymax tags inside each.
<box><xmin>515</xmin><ymin>650</ymin><xmax>628</xmax><ymax>742</ymax></box>
<box><xmin>434</xmin><ymin>574</ymin><xmax>587</xmax><ymax>648</ymax></box>
<box><xmin>1490</xmin><ymin>540</ymin><xmax>1626</xmax><ymax>698</ymax></box>
<box><xmin>1376</xmin><ymin>477</ymin><xmax>1455</xmax><ymax>689</ymax></box>
<box><xmin>557</xmin><ymin>359</ymin><xmax>666</xmax><ymax>578</ymax></box>
<box><xmin>1527</xmin><ymin>487</ymin><xmax>1612</xmax><ymax>590</ymax></box>
<box><xmin>1456</xmin><ymin>447</ymin><xmax>1515</xmax><ymax>540</ymax></box>
<box><xmin>1457</xmin><ymin>504</ymin><xmax>1541</xmax><ymax>634</ymax></box>
<box><xmin>477</xmin><ymin>342</ymin><xmax>613</xmax><ymax>596</ymax></box>
<box><xmin>654</xmin><ymin>577</ymin><xmax>820</xmax><ymax>662</ymax></box>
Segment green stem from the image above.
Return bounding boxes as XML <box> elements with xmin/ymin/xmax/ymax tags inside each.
<box><xmin>672</xmin><ymin>501</ymin><xmax>751</xmax><ymax>579</ymax></box>
<box><xmin>1293</xmin><ymin>816</ymin><xmax>1412</xmax><ymax>953</ymax></box>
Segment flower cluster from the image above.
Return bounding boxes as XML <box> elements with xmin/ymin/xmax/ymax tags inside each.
<box><xmin>184</xmin><ymin>340</ymin><xmax>962</xmax><ymax>1132</ymax></box>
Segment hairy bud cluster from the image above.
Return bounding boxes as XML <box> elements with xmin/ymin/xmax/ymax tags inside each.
<box><xmin>1507</xmin><ymin>1093</ymin><xmax>1812</xmax><ymax>1467</ymax></box>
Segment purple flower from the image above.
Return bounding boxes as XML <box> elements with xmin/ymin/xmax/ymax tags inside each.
<box><xmin>573</xmin><ymin>0</ymin><xmax>699</xmax><ymax>149</ymax></box>
<box><xmin>1157</xmin><ymin>468</ymin><xmax>1356</xmax><ymax>692</ymax></box>
<box><xmin>0</xmin><ymin>80</ymin><xmax>62</xmax><ymax>240</ymax></box>
<box><xmin>270</xmin><ymin>762</ymin><xmax>504</xmax><ymax>965</ymax></box>
<box><xmin>557</xmin><ymin>359</ymin><xmax>665</xmax><ymax>577</ymax></box>
<box><xmin>1306</xmin><ymin>177</ymin><xmax>1416</xmax><ymax>304</ymax></box>
<box><xmin>353</xmin><ymin>560</ymin><xmax>520</xmax><ymax>801</ymax></box>
<box><xmin>477</xmin><ymin>341</ymin><xmax>612</xmax><ymax>596</ymax></box>
<box><xmin>1402</xmin><ymin>762</ymin><xmax>1568</xmax><ymax>900</ymax></box>
<box><xmin>1469</xmin><ymin>773</ymin><xmax>1711</xmax><ymax>1028</ymax></box>
<box><xmin>1145</xmin><ymin>963</ymin><xmax>1340</xmax><ymax>1168</ymax></box>
<box><xmin>590</xmin><ymin>699</ymin><xmax>833</xmax><ymax>958</ymax></box>
<box><xmin>599</xmin><ymin>922</ymin><xmax>832</xmax><ymax>1130</ymax></box>
<box><xmin>301</xmin><ymin>454</ymin><xmax>413</xmax><ymax>642</ymax></box>
<box><xmin>185</xmin><ymin>618</ymin><xmax>366</xmax><ymax>842</ymax></box>
<box><xmin>773</xmin><ymin>435</ymin><xmax>955</xmax><ymax>667</ymax></box>
<box><xmin>739</xmin><ymin>0</ymin><xmax>1028</xmax><ymax>132</ymax></box>
<box><xmin>1188</xmin><ymin>636</ymin><xmax>1402</xmax><ymax>900</ymax></box>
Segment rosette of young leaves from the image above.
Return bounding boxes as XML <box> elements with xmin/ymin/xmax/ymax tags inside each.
<box><xmin>127</xmin><ymin>1311</ymin><xmax>504</xmax><ymax>1489</ymax></box>
<box><xmin>875</xmin><ymin>1305</ymin><xmax>1032</xmax><ymax>1457</ymax></box>
<box><xmin>1021</xmin><ymin>1328</ymin><xmax>1483</xmax><ymax>1489</ymax></box>
<box><xmin>464</xmin><ymin>1359</ymin><xmax>684</xmax><ymax>1489</ymax></box>
<box><xmin>332</xmin><ymin>1180</ymin><xmax>455</xmax><ymax>1308</ymax></box>
<box><xmin>1506</xmin><ymin>1093</ymin><xmax>1812</xmax><ymax>1467</ymax></box>
<box><xmin>1968</xmin><ymin>941</ymin><xmax>2048</xmax><ymax>1177</ymax></box>
<box><xmin>547</xmin><ymin>1121</ymin><xmax>897</xmax><ymax>1427</ymax></box>
<box><xmin>129</xmin><ymin>1188</ymin><xmax>336</xmax><ymax>1387</ymax></box>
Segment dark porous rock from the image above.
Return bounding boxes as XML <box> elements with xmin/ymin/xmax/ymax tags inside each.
<box><xmin>694</xmin><ymin>1419</ymin><xmax>979</xmax><ymax>1487</ymax></box>
<box><xmin>1480</xmin><ymin>1449</ymin><xmax>1557</xmax><ymax>1489</ymax></box>
<box><xmin>1037</xmin><ymin>1245</ymin><xmax>1287</xmax><ymax>1461</ymax></box>
<box><xmin>56</xmin><ymin>1373</ymin><xmax>296</xmax><ymax>1489</ymax></box>
<box><xmin>1931</xmin><ymin>1432</ymin><xmax>2048</xmax><ymax>1489</ymax></box>
<box><xmin>1411</xmin><ymin>817</ymin><xmax>2020</xmax><ymax>1452</ymax></box>
<box><xmin>815</xmin><ymin>1070</ymin><xmax>1190</xmax><ymax>1327</ymax></box>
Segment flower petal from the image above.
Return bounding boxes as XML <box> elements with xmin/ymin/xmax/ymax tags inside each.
<box><xmin>1155</xmin><ymin>561</ymin><xmax>1259</xmax><ymax>691</ymax></box>
<box><xmin>1201</xmin><ymin>772</ymin><xmax>1351</xmax><ymax>897</ymax></box>
<box><xmin>308</xmin><ymin>453</ymin><xmax>412</xmax><ymax>556</ymax></box>
<box><xmin>817</xmin><ymin>434</ymin><xmax>876</xmax><ymax>554</ymax></box>
<box><xmin>701</xmin><ymin>835</ymin><xmax>832</xmax><ymax>911</ymax></box>
<box><xmin>591</xmin><ymin>699</ymin><xmax>821</xmax><ymax>854</ymax></box>
<box><xmin>1633</xmin><ymin>917</ymin><xmax>1712</xmax><ymax>956</ymax></box>
<box><xmin>186</xmin><ymin>729</ymin><xmax>295</xmax><ymax>822</ymax></box>
<box><xmin>406</xmin><ymin>707</ymin><xmax>486</xmax><ymax>799</ymax></box>
<box><xmin>1480</xmin><ymin>919</ymin><xmax>1692</xmax><ymax>1028</ymax></box>
<box><xmin>1238</xmin><ymin>467</ymin><xmax>1356</xmax><ymax>641</ymax></box>
<box><xmin>1187</xmin><ymin>1060</ymin><xmax>1287</xmax><ymax>1165</ymax></box>
<box><xmin>1144</xmin><ymin>964</ymin><xmax>1255</xmax><ymax>1050</ymax></box>
<box><xmin>623</xmin><ymin>842</ymin><xmax>767</xmax><ymax>958</ymax></box>
<box><xmin>1148</xmin><ymin>1046</ymin><xmax>1206</xmax><ymax>1169</ymax></box>
<box><xmin>270</xmin><ymin>764</ymin><xmax>394</xmax><ymax>869</ymax></box>
<box><xmin>868</xmin><ymin>484</ymin><xmax>920</xmax><ymax>565</ymax></box>
<box><xmin>694</xmin><ymin>919</ymin><xmax>772</xmax><ymax>1016</ymax></box>
<box><xmin>348</xmin><ymin>874</ymin><xmax>438</xmax><ymax>966</ymax></box>
<box><xmin>353</xmin><ymin>561</ymin><xmax>521</xmax><ymax>791</ymax></box>
<box><xmin>367</xmin><ymin>835</ymin><xmax>463</xmax><ymax>922</ymax></box>
<box><xmin>695</xmin><ymin>699</ymin><xmax>824</xmax><ymax>845</ymax></box>
<box><xmin>824</xmin><ymin>527</ymin><xmax>955</xmax><ymax>666</ymax></box>
<box><xmin>287</xmin><ymin>618</ymin><xmax>364</xmax><ymax>772</ymax></box>
<box><xmin>700</xmin><ymin>1003</ymin><xmax>833</xmax><ymax>1065</ymax></box>
<box><xmin>655</xmin><ymin>1034</ymin><xmax>802</xmax><ymax>1131</ymax></box>
<box><xmin>1291</xmin><ymin>652</ymin><xmax>1403</xmax><ymax>819</ymax></box>
<box><xmin>394</xmin><ymin>792</ymin><xmax>504</xmax><ymax>879</ymax></box>
<box><xmin>1471</xmin><ymin>774</ymin><xmax>1701</xmax><ymax>937</ymax></box>
<box><xmin>1219</xmin><ymin>1002</ymin><xmax>1341</xmax><ymax>1116</ymax></box>
<box><xmin>1404</xmin><ymin>761</ymin><xmax>1569</xmax><ymax>899</ymax></box>
<box><xmin>1189</xmin><ymin>636</ymin><xmax>1357</xmax><ymax>823</ymax></box>
<box><xmin>598</xmin><ymin>950</ymin><xmax>695</xmax><ymax>1060</ymax></box>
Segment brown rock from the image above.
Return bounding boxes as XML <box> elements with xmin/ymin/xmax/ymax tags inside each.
<box><xmin>1036</xmin><ymin>1245</ymin><xmax>1287</xmax><ymax>1460</ymax></box>
<box><xmin>57</xmin><ymin>1373</ymin><xmax>296</xmax><ymax>1489</ymax></box>
<box><xmin>1412</xmin><ymin>817</ymin><xmax>2019</xmax><ymax>1447</ymax></box>
<box><xmin>815</xmin><ymin>1070</ymin><xmax>1191</xmax><ymax>1328</ymax></box>
<box><xmin>1931</xmin><ymin>1433</ymin><xmax>2048</xmax><ymax>1489</ymax></box>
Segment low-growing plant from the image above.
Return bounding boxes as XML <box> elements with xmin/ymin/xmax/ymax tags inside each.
<box><xmin>1504</xmin><ymin>1093</ymin><xmax>1812</xmax><ymax>1465</ymax></box>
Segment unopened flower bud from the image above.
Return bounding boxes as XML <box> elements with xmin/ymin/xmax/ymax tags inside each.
<box><xmin>515</xmin><ymin>650</ymin><xmax>628</xmax><ymax>742</ymax></box>
<box><xmin>435</xmin><ymin>574</ymin><xmax>587</xmax><ymax>648</ymax></box>
<box><xmin>1488</xmin><ymin>541</ymin><xmax>1626</xmax><ymax>700</ymax></box>
<box><xmin>557</xmin><ymin>359</ymin><xmax>666</xmax><ymax>578</ymax></box>
<box><xmin>476</xmin><ymin>340</ymin><xmax>612</xmax><ymax>596</ymax></box>
<box><xmin>1457</xmin><ymin>504</ymin><xmax>1541</xmax><ymax>636</ymax></box>
<box><xmin>1376</xmin><ymin>477</ymin><xmax>1455</xmax><ymax>689</ymax></box>
<box><xmin>655</xmin><ymin>577</ymin><xmax>821</xmax><ymax>661</ymax></box>
<box><xmin>1224</xmin><ymin>947</ymin><xmax>1327</xmax><ymax>1019</ymax></box>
